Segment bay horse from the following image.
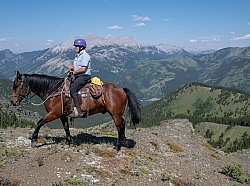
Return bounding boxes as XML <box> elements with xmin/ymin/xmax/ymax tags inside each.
<box><xmin>10</xmin><ymin>71</ymin><xmax>141</xmax><ymax>151</ymax></box>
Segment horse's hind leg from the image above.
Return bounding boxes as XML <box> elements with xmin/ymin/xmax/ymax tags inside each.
<box><xmin>113</xmin><ymin>116</ymin><xmax>127</xmax><ymax>151</ymax></box>
<box><xmin>60</xmin><ymin>115</ymin><xmax>71</xmax><ymax>147</ymax></box>
<box><xmin>120</xmin><ymin>119</ymin><xmax>127</xmax><ymax>145</ymax></box>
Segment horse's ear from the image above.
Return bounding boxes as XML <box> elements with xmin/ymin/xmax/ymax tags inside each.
<box><xmin>15</xmin><ymin>71</ymin><xmax>22</xmax><ymax>79</ymax></box>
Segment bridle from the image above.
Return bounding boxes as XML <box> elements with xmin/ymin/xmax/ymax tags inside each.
<box><xmin>11</xmin><ymin>75</ymin><xmax>31</xmax><ymax>102</ymax></box>
<box><xmin>11</xmin><ymin>71</ymin><xmax>70</xmax><ymax>106</ymax></box>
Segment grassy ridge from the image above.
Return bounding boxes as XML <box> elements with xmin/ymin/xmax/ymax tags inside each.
<box><xmin>140</xmin><ymin>82</ymin><xmax>250</xmax><ymax>151</ymax></box>
<box><xmin>140</xmin><ymin>82</ymin><xmax>250</xmax><ymax>128</ymax></box>
<box><xmin>195</xmin><ymin>122</ymin><xmax>250</xmax><ymax>150</ymax></box>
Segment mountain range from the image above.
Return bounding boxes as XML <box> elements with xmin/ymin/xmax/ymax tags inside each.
<box><xmin>0</xmin><ymin>33</ymin><xmax>249</xmax><ymax>99</ymax></box>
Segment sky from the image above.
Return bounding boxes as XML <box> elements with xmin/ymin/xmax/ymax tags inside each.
<box><xmin>0</xmin><ymin>0</ymin><xmax>250</xmax><ymax>53</ymax></box>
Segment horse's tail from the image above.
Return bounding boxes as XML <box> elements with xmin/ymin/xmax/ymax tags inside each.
<box><xmin>123</xmin><ymin>88</ymin><xmax>141</xmax><ymax>125</ymax></box>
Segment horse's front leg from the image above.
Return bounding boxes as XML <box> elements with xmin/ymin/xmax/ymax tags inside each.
<box><xmin>31</xmin><ymin>112</ymin><xmax>58</xmax><ymax>148</ymax></box>
<box><xmin>60</xmin><ymin>115</ymin><xmax>71</xmax><ymax>147</ymax></box>
<box><xmin>31</xmin><ymin>118</ymin><xmax>45</xmax><ymax>147</ymax></box>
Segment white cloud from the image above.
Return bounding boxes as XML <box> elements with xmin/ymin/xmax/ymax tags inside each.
<box><xmin>108</xmin><ymin>25</ymin><xmax>122</xmax><ymax>29</ymax></box>
<box><xmin>45</xmin><ymin>39</ymin><xmax>54</xmax><ymax>45</ymax></box>
<box><xmin>163</xmin><ymin>18</ymin><xmax>170</xmax><ymax>21</ymax></box>
<box><xmin>230</xmin><ymin>32</ymin><xmax>235</xmax><ymax>34</ymax></box>
<box><xmin>231</xmin><ymin>34</ymin><xmax>250</xmax><ymax>41</ymax></box>
<box><xmin>189</xmin><ymin>39</ymin><xmax>197</xmax><ymax>43</ymax></box>
<box><xmin>134</xmin><ymin>23</ymin><xmax>145</xmax><ymax>27</ymax></box>
<box><xmin>132</xmin><ymin>15</ymin><xmax>151</xmax><ymax>21</ymax></box>
<box><xmin>0</xmin><ymin>37</ymin><xmax>10</xmax><ymax>42</ymax></box>
<box><xmin>189</xmin><ymin>35</ymin><xmax>223</xmax><ymax>43</ymax></box>
<box><xmin>212</xmin><ymin>38</ymin><xmax>221</xmax><ymax>42</ymax></box>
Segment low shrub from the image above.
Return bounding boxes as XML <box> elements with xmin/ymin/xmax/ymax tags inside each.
<box><xmin>220</xmin><ymin>164</ymin><xmax>244</xmax><ymax>183</ymax></box>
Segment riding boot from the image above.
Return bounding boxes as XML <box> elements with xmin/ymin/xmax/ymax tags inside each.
<box><xmin>69</xmin><ymin>93</ymin><xmax>83</xmax><ymax>118</ymax></box>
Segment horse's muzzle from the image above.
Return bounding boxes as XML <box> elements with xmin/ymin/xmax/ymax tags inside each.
<box><xmin>10</xmin><ymin>95</ymin><xmax>20</xmax><ymax>106</ymax></box>
<box><xmin>11</xmin><ymin>100</ymin><xmax>20</xmax><ymax>106</ymax></box>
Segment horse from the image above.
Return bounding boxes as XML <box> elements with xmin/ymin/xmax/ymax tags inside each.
<box><xmin>10</xmin><ymin>71</ymin><xmax>141</xmax><ymax>151</ymax></box>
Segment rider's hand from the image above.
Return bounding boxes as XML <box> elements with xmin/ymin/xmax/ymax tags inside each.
<box><xmin>67</xmin><ymin>69</ymin><xmax>73</xmax><ymax>77</ymax></box>
<box><xmin>69</xmin><ymin>65</ymin><xmax>74</xmax><ymax>71</ymax></box>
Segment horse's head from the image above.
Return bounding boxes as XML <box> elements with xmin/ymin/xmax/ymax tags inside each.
<box><xmin>11</xmin><ymin>71</ymin><xmax>30</xmax><ymax>106</ymax></box>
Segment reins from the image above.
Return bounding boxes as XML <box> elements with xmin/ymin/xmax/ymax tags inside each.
<box><xmin>28</xmin><ymin>87</ymin><xmax>61</xmax><ymax>106</ymax></box>
<box><xmin>21</xmin><ymin>72</ymin><xmax>69</xmax><ymax>106</ymax></box>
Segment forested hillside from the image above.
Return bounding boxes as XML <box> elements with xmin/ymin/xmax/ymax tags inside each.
<box><xmin>140</xmin><ymin>82</ymin><xmax>250</xmax><ymax>152</ymax></box>
<box><xmin>141</xmin><ymin>82</ymin><xmax>250</xmax><ymax>127</ymax></box>
<box><xmin>0</xmin><ymin>79</ymin><xmax>37</xmax><ymax>128</ymax></box>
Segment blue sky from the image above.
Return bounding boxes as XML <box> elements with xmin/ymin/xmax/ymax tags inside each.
<box><xmin>0</xmin><ymin>0</ymin><xmax>250</xmax><ymax>53</ymax></box>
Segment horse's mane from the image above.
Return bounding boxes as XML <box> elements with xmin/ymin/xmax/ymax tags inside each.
<box><xmin>24</xmin><ymin>73</ymin><xmax>64</xmax><ymax>95</ymax></box>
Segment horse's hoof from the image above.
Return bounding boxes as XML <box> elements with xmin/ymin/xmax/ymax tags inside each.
<box><xmin>115</xmin><ymin>145</ymin><xmax>121</xmax><ymax>152</ymax></box>
<box><xmin>31</xmin><ymin>141</ymin><xmax>37</xmax><ymax>148</ymax></box>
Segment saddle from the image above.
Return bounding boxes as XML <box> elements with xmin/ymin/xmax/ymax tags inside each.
<box><xmin>84</xmin><ymin>77</ymin><xmax>104</xmax><ymax>98</ymax></box>
<box><xmin>63</xmin><ymin>76</ymin><xmax>105</xmax><ymax>117</ymax></box>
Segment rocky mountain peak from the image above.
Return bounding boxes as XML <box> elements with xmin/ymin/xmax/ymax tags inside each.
<box><xmin>48</xmin><ymin>33</ymin><xmax>183</xmax><ymax>55</ymax></box>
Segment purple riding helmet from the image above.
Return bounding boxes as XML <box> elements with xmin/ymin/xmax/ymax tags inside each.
<box><xmin>74</xmin><ymin>39</ymin><xmax>86</xmax><ymax>47</ymax></box>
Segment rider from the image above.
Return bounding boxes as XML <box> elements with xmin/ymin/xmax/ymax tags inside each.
<box><xmin>68</xmin><ymin>38</ymin><xmax>91</xmax><ymax>118</ymax></box>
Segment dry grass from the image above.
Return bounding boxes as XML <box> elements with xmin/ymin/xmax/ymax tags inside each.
<box><xmin>171</xmin><ymin>177</ymin><xmax>194</xmax><ymax>186</ymax></box>
<box><xmin>119</xmin><ymin>168</ymin><xmax>131</xmax><ymax>175</ymax></box>
<box><xmin>201</xmin><ymin>140</ymin><xmax>214</xmax><ymax>151</ymax></box>
<box><xmin>201</xmin><ymin>141</ymin><xmax>221</xmax><ymax>160</ymax></box>
<box><xmin>124</xmin><ymin>149</ymin><xmax>136</xmax><ymax>158</ymax></box>
<box><xmin>210</xmin><ymin>152</ymin><xmax>221</xmax><ymax>160</ymax></box>
<box><xmin>99</xmin><ymin>129</ymin><xmax>118</xmax><ymax>136</ymax></box>
<box><xmin>91</xmin><ymin>145</ymin><xmax>116</xmax><ymax>157</ymax></box>
<box><xmin>37</xmin><ymin>136</ymin><xmax>46</xmax><ymax>144</ymax></box>
<box><xmin>166</xmin><ymin>141</ymin><xmax>184</xmax><ymax>153</ymax></box>
<box><xmin>84</xmin><ymin>165</ymin><xmax>112</xmax><ymax>178</ymax></box>
<box><xmin>145</xmin><ymin>155</ymin><xmax>157</xmax><ymax>162</ymax></box>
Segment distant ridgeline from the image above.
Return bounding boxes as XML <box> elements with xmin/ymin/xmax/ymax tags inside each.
<box><xmin>1</xmin><ymin>46</ymin><xmax>250</xmax><ymax>99</ymax></box>
<box><xmin>141</xmin><ymin>82</ymin><xmax>250</xmax><ymax>128</ymax></box>
<box><xmin>0</xmin><ymin>79</ymin><xmax>37</xmax><ymax>128</ymax></box>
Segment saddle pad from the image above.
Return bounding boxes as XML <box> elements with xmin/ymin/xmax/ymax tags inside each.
<box><xmin>91</xmin><ymin>77</ymin><xmax>103</xmax><ymax>86</ymax></box>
